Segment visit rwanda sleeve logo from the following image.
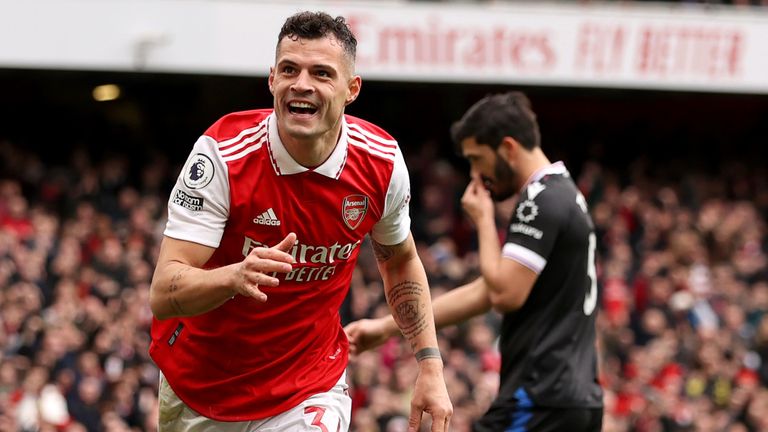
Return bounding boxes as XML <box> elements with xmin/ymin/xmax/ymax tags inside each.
<box><xmin>342</xmin><ymin>195</ymin><xmax>369</xmax><ymax>230</ymax></box>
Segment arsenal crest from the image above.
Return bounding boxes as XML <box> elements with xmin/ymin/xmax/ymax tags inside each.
<box><xmin>342</xmin><ymin>195</ymin><xmax>369</xmax><ymax>230</ymax></box>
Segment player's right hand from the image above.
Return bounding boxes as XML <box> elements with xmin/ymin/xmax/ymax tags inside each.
<box><xmin>461</xmin><ymin>174</ymin><xmax>494</xmax><ymax>223</ymax></box>
<box><xmin>344</xmin><ymin>318</ymin><xmax>392</xmax><ymax>355</ymax></box>
<box><xmin>233</xmin><ymin>232</ymin><xmax>296</xmax><ymax>301</ymax></box>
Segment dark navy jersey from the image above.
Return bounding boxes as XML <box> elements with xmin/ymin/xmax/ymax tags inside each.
<box><xmin>476</xmin><ymin>162</ymin><xmax>603</xmax><ymax>432</ymax></box>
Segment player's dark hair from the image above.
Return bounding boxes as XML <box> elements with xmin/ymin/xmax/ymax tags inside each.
<box><xmin>450</xmin><ymin>92</ymin><xmax>540</xmax><ymax>151</ymax></box>
<box><xmin>278</xmin><ymin>11</ymin><xmax>357</xmax><ymax>61</ymax></box>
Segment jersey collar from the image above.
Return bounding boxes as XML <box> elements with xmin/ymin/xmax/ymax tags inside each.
<box><xmin>267</xmin><ymin>113</ymin><xmax>348</xmax><ymax>179</ymax></box>
<box><xmin>521</xmin><ymin>161</ymin><xmax>569</xmax><ymax>190</ymax></box>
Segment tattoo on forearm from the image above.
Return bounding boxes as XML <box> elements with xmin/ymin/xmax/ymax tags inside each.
<box><xmin>170</xmin><ymin>296</ymin><xmax>185</xmax><ymax>316</ymax></box>
<box><xmin>169</xmin><ymin>268</ymin><xmax>188</xmax><ymax>292</ymax></box>
<box><xmin>168</xmin><ymin>268</ymin><xmax>189</xmax><ymax>315</ymax></box>
<box><xmin>371</xmin><ymin>240</ymin><xmax>396</xmax><ymax>262</ymax></box>
<box><xmin>388</xmin><ymin>281</ymin><xmax>428</xmax><ymax>343</ymax></box>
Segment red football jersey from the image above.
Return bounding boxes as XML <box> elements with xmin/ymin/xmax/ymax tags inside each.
<box><xmin>150</xmin><ymin>109</ymin><xmax>412</xmax><ymax>421</ymax></box>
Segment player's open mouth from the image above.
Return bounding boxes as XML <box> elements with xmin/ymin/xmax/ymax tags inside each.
<box><xmin>288</xmin><ymin>101</ymin><xmax>318</xmax><ymax>115</ymax></box>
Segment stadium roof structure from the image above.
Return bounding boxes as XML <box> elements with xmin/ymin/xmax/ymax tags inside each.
<box><xmin>1</xmin><ymin>0</ymin><xmax>767</xmax><ymax>94</ymax></box>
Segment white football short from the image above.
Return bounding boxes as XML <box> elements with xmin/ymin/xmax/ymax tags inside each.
<box><xmin>158</xmin><ymin>372</ymin><xmax>351</xmax><ymax>432</ymax></box>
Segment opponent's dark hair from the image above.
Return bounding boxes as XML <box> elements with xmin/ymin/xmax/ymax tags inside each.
<box><xmin>450</xmin><ymin>92</ymin><xmax>541</xmax><ymax>151</ymax></box>
<box><xmin>278</xmin><ymin>11</ymin><xmax>357</xmax><ymax>61</ymax></box>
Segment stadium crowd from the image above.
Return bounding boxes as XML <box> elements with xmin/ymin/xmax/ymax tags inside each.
<box><xmin>0</xmin><ymin>134</ymin><xmax>766</xmax><ymax>431</ymax></box>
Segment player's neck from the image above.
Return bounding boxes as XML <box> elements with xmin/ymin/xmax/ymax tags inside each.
<box><xmin>517</xmin><ymin>148</ymin><xmax>552</xmax><ymax>189</ymax></box>
<box><xmin>280</xmin><ymin>127</ymin><xmax>341</xmax><ymax>168</ymax></box>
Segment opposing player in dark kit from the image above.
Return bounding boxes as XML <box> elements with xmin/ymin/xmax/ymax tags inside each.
<box><xmin>346</xmin><ymin>92</ymin><xmax>603</xmax><ymax>431</ymax></box>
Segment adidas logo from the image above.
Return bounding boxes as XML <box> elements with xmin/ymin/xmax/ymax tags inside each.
<box><xmin>253</xmin><ymin>208</ymin><xmax>281</xmax><ymax>226</ymax></box>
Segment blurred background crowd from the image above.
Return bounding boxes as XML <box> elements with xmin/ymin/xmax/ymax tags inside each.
<box><xmin>0</xmin><ymin>123</ymin><xmax>766</xmax><ymax>431</ymax></box>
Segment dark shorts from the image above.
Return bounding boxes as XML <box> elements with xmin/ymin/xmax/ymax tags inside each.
<box><xmin>474</xmin><ymin>406</ymin><xmax>603</xmax><ymax>432</ymax></box>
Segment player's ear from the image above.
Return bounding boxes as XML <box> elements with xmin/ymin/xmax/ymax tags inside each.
<box><xmin>498</xmin><ymin>136</ymin><xmax>518</xmax><ymax>162</ymax></box>
<box><xmin>268</xmin><ymin>67</ymin><xmax>275</xmax><ymax>95</ymax></box>
<box><xmin>345</xmin><ymin>75</ymin><xmax>362</xmax><ymax>106</ymax></box>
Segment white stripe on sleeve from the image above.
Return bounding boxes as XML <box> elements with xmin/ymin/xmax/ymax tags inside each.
<box><xmin>501</xmin><ymin>243</ymin><xmax>546</xmax><ymax>274</ymax></box>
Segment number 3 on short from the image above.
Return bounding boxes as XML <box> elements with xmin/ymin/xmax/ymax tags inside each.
<box><xmin>305</xmin><ymin>406</ymin><xmax>336</xmax><ymax>432</ymax></box>
<box><xmin>583</xmin><ymin>233</ymin><xmax>598</xmax><ymax>316</ymax></box>
<box><xmin>304</xmin><ymin>406</ymin><xmax>328</xmax><ymax>432</ymax></box>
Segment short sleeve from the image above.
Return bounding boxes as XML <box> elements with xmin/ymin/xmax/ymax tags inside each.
<box><xmin>164</xmin><ymin>135</ymin><xmax>230</xmax><ymax>248</ymax></box>
<box><xmin>370</xmin><ymin>147</ymin><xmax>411</xmax><ymax>246</ymax></box>
<box><xmin>501</xmin><ymin>180</ymin><xmax>565</xmax><ymax>274</ymax></box>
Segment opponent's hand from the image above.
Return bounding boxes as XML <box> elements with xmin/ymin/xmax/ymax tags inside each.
<box><xmin>461</xmin><ymin>175</ymin><xmax>495</xmax><ymax>224</ymax></box>
<box><xmin>344</xmin><ymin>318</ymin><xmax>393</xmax><ymax>355</ymax></box>
<box><xmin>233</xmin><ymin>232</ymin><xmax>296</xmax><ymax>301</ymax></box>
<box><xmin>409</xmin><ymin>359</ymin><xmax>453</xmax><ymax>432</ymax></box>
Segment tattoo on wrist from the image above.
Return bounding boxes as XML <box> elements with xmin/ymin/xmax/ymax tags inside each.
<box><xmin>415</xmin><ymin>347</ymin><xmax>442</xmax><ymax>362</ymax></box>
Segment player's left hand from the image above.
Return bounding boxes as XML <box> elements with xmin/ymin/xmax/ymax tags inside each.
<box><xmin>461</xmin><ymin>174</ymin><xmax>494</xmax><ymax>224</ymax></box>
<box><xmin>408</xmin><ymin>359</ymin><xmax>453</xmax><ymax>432</ymax></box>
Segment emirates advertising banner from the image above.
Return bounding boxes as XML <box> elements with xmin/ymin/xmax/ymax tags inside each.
<box><xmin>1</xmin><ymin>0</ymin><xmax>767</xmax><ymax>93</ymax></box>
